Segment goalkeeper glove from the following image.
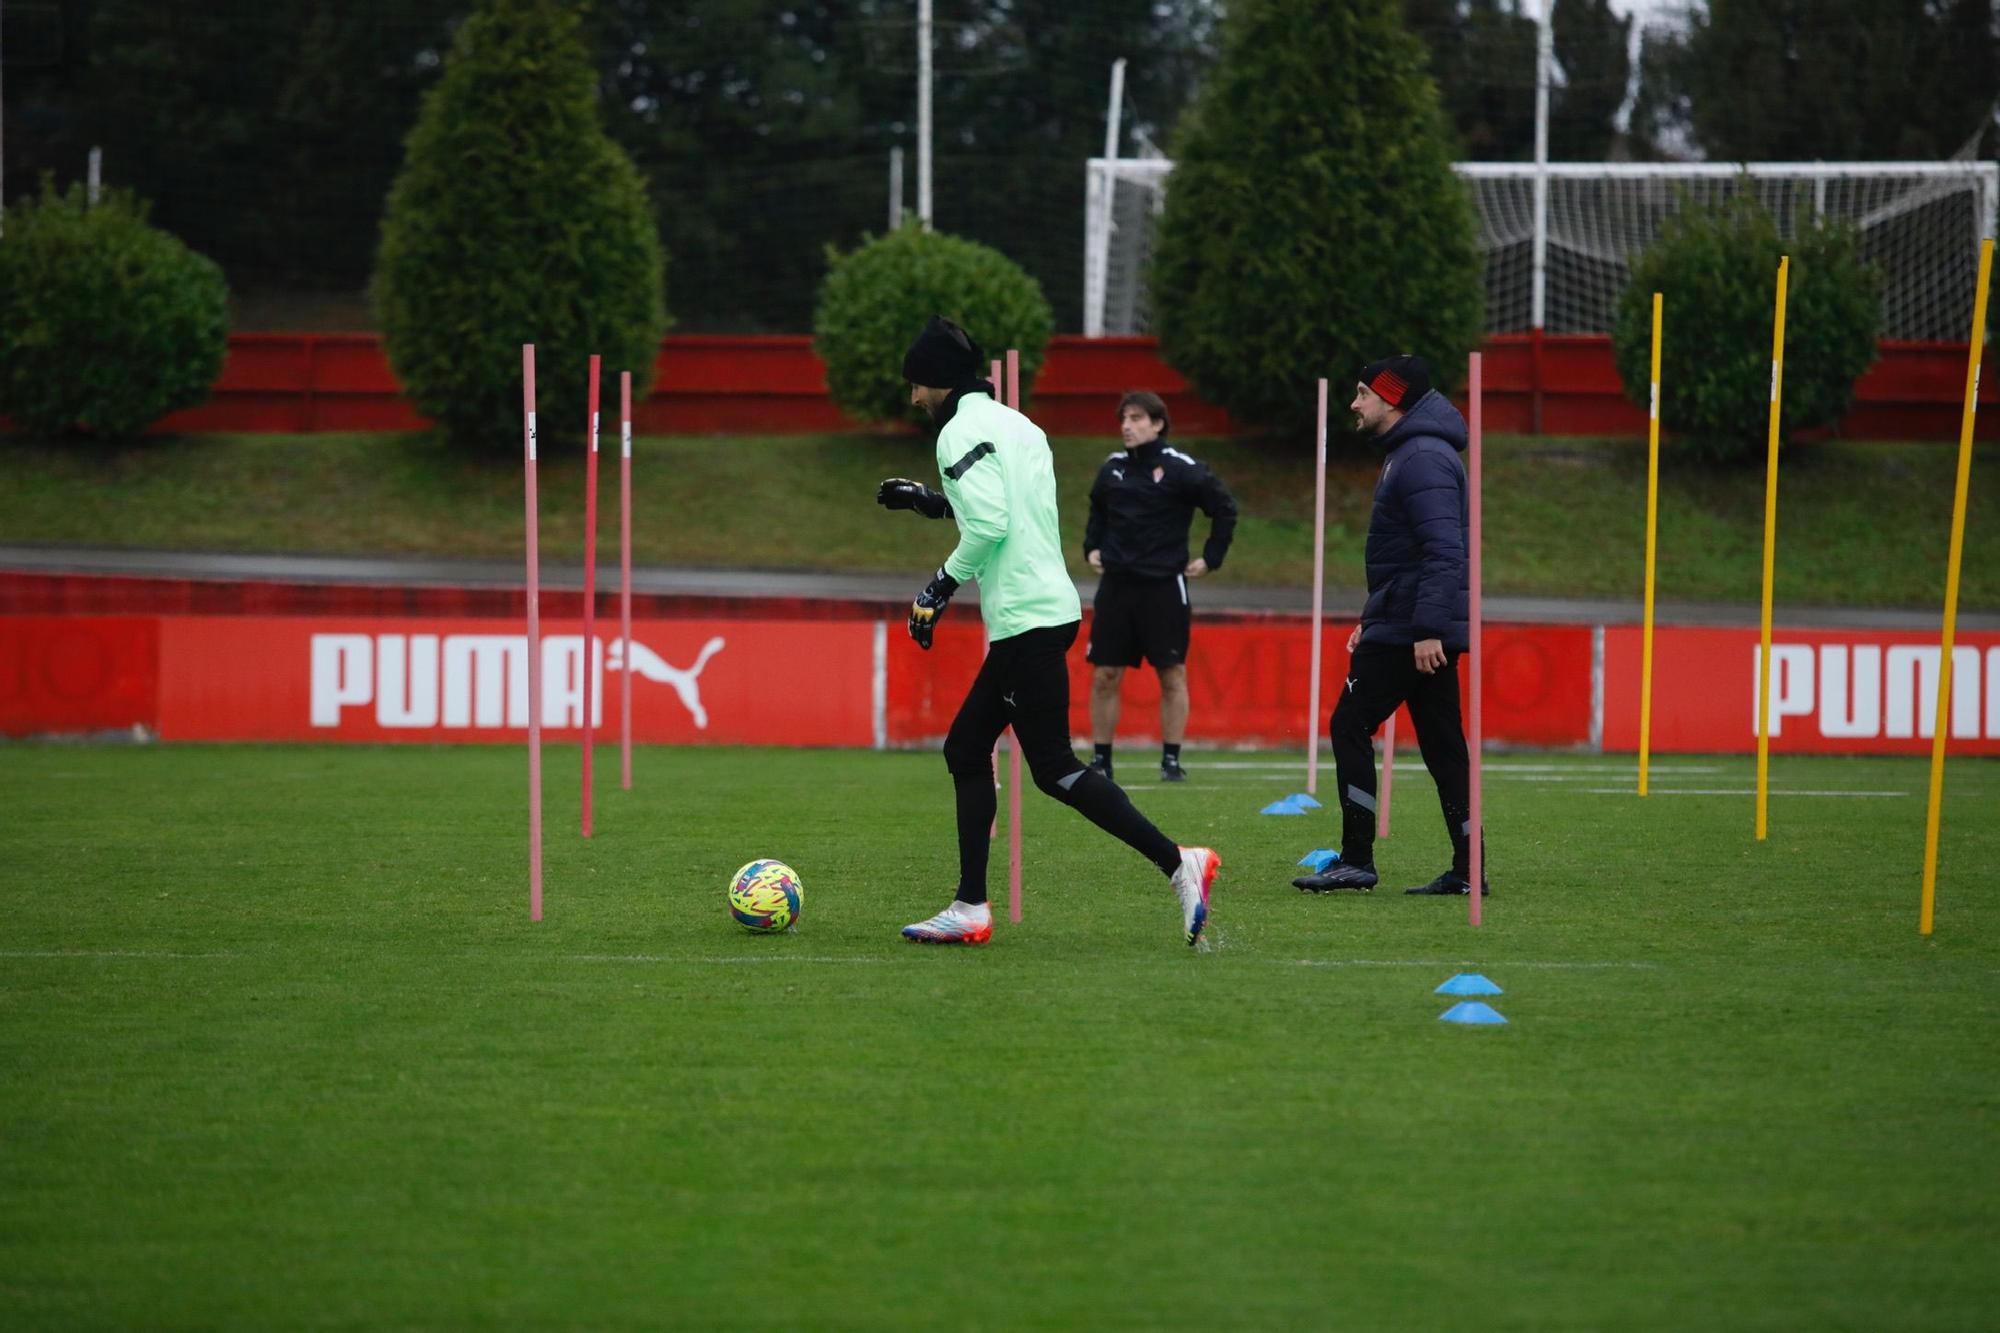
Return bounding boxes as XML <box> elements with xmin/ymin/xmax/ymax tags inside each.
<box><xmin>876</xmin><ymin>477</ymin><xmax>952</xmax><ymax>520</ymax></box>
<box><xmin>907</xmin><ymin>566</ymin><xmax>960</xmax><ymax>650</ymax></box>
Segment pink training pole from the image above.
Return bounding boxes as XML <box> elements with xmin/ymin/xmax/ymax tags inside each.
<box><xmin>620</xmin><ymin>370</ymin><xmax>633</xmax><ymax>791</ymax></box>
<box><xmin>581</xmin><ymin>355</ymin><xmax>601</xmax><ymax>838</ymax></box>
<box><xmin>1378</xmin><ymin>712</ymin><xmax>1396</xmax><ymax>839</ymax></box>
<box><xmin>1005</xmin><ymin>348</ymin><xmax>1024</xmax><ymax>924</ymax></box>
<box><xmin>1307</xmin><ymin>379</ymin><xmax>1328</xmax><ymax>795</ymax></box>
<box><xmin>1468</xmin><ymin>353</ymin><xmax>1485</xmax><ymax>927</ymax></box>
<box><xmin>523</xmin><ymin>345</ymin><xmax>544</xmax><ymax>921</ymax></box>
<box><xmin>988</xmin><ymin>357</ymin><xmax>1003</xmax><ymax>843</ymax></box>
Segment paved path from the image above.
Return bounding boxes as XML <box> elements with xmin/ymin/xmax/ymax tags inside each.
<box><xmin>4</xmin><ymin>544</ymin><xmax>1993</xmax><ymax>630</ymax></box>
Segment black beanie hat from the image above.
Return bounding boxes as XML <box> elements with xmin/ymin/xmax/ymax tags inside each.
<box><xmin>1356</xmin><ymin>354</ymin><xmax>1431</xmax><ymax>410</ymax></box>
<box><xmin>902</xmin><ymin>316</ymin><xmax>985</xmax><ymax>389</ymax></box>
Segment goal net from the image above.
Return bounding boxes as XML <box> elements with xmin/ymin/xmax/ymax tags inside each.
<box><xmin>1084</xmin><ymin>158</ymin><xmax>1999</xmax><ymax>341</ymax></box>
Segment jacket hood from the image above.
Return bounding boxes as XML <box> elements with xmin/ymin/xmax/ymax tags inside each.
<box><xmin>1375</xmin><ymin>389</ymin><xmax>1468</xmax><ymax>454</ymax></box>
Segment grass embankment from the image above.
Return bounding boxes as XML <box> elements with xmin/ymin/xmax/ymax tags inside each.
<box><xmin>3</xmin><ymin>430</ymin><xmax>1996</xmax><ymax>608</ymax></box>
<box><xmin>2</xmin><ymin>744</ymin><xmax>1996</xmax><ymax>1326</ymax></box>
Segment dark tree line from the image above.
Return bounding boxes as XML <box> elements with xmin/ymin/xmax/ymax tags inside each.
<box><xmin>1633</xmin><ymin>0</ymin><xmax>1998</xmax><ymax>161</ymax></box>
<box><xmin>3</xmin><ymin>1</ymin><xmax>1993</xmax><ymax>331</ymax></box>
<box><xmin>3</xmin><ymin>0</ymin><xmax>1212</xmax><ymax>330</ymax></box>
<box><xmin>1402</xmin><ymin>0</ymin><xmax>1638</xmax><ymax>160</ymax></box>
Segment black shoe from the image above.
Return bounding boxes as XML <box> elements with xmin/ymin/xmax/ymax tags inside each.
<box><xmin>1160</xmin><ymin>760</ymin><xmax>1187</xmax><ymax>782</ymax></box>
<box><xmin>1404</xmin><ymin>869</ymin><xmax>1491</xmax><ymax>896</ymax></box>
<box><xmin>1293</xmin><ymin>862</ymin><xmax>1378</xmax><ymax>893</ymax></box>
<box><xmin>1086</xmin><ymin>756</ymin><xmax>1113</xmax><ymax>782</ymax></box>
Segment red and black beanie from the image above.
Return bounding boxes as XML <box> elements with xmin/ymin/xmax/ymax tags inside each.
<box><xmin>1356</xmin><ymin>355</ymin><xmax>1430</xmax><ymax>410</ymax></box>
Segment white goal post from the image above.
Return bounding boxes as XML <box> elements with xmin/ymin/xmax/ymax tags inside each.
<box><xmin>1083</xmin><ymin>158</ymin><xmax>2000</xmax><ymax>342</ymax></box>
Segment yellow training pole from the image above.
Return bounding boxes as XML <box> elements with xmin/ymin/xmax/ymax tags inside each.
<box><xmin>1755</xmin><ymin>256</ymin><xmax>1789</xmax><ymax>842</ymax></box>
<box><xmin>1639</xmin><ymin>292</ymin><xmax>1663</xmax><ymax>795</ymax></box>
<box><xmin>1920</xmin><ymin>236</ymin><xmax>1993</xmax><ymax>936</ymax></box>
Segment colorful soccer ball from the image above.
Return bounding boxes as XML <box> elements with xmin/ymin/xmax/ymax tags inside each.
<box><xmin>729</xmin><ymin>859</ymin><xmax>803</xmax><ymax>932</ymax></box>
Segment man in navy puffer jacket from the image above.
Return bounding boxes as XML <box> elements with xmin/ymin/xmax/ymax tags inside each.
<box><xmin>1292</xmin><ymin>355</ymin><xmax>1488</xmax><ymax>897</ymax></box>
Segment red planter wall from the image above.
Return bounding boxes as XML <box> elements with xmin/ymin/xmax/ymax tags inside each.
<box><xmin>123</xmin><ymin>332</ymin><xmax>1998</xmax><ymax>441</ymax></box>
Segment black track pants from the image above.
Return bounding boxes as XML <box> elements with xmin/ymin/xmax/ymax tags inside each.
<box><xmin>1328</xmin><ymin>642</ymin><xmax>1475</xmax><ymax>872</ymax></box>
<box><xmin>940</xmin><ymin>621</ymin><xmax>1179</xmax><ymax>904</ymax></box>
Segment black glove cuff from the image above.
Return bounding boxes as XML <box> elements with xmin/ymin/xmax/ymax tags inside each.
<box><xmin>928</xmin><ymin>566</ymin><xmax>960</xmax><ymax>596</ymax></box>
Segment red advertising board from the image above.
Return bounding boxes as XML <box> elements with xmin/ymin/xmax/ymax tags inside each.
<box><xmin>0</xmin><ymin>616</ymin><xmax>158</xmax><ymax>735</ymax></box>
<box><xmin>155</xmin><ymin>617</ymin><xmax>879</xmax><ymax>745</ymax></box>
<box><xmin>14</xmin><ymin>604</ymin><xmax>1995</xmax><ymax>756</ymax></box>
<box><xmin>1603</xmin><ymin>626</ymin><xmax>2000</xmax><ymax>755</ymax></box>
<box><xmin>885</xmin><ymin>618</ymin><xmax>1595</xmax><ymax>750</ymax></box>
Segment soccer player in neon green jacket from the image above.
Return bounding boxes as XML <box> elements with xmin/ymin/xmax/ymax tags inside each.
<box><xmin>875</xmin><ymin>316</ymin><xmax>1219</xmax><ymax>947</ymax></box>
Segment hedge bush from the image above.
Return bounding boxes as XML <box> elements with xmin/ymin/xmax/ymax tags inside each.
<box><xmin>374</xmin><ymin>0</ymin><xmax>666</xmax><ymax>453</ymax></box>
<box><xmin>1612</xmin><ymin>193</ymin><xmax>1881</xmax><ymax>462</ymax></box>
<box><xmin>0</xmin><ymin>180</ymin><xmax>228</xmax><ymax>437</ymax></box>
<box><xmin>1149</xmin><ymin>0</ymin><xmax>1483</xmax><ymax>437</ymax></box>
<box><xmin>814</xmin><ymin>221</ymin><xmax>1053</xmax><ymax>426</ymax></box>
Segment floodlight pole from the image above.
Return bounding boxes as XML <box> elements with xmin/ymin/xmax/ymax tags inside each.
<box><xmin>1103</xmin><ymin>58</ymin><xmax>1126</xmax><ymax>163</ymax></box>
<box><xmin>917</xmin><ymin>0</ymin><xmax>933</xmax><ymax>228</ymax></box>
<box><xmin>1083</xmin><ymin>58</ymin><xmax>1128</xmax><ymax>340</ymax></box>
<box><xmin>889</xmin><ymin>146</ymin><xmax>904</xmax><ymax>230</ymax></box>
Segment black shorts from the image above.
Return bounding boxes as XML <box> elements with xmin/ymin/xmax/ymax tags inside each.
<box><xmin>1086</xmin><ymin>573</ymin><xmax>1191</xmax><ymax>669</ymax></box>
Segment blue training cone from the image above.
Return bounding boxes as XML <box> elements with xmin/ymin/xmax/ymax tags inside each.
<box><xmin>1297</xmin><ymin>848</ymin><xmax>1340</xmax><ymax>872</ymax></box>
<box><xmin>1439</xmin><ymin>1002</ymin><xmax>1508</xmax><ymax>1025</ymax></box>
<box><xmin>1287</xmin><ymin>792</ymin><xmax>1323</xmax><ymax>809</ymax></box>
<box><xmin>1261</xmin><ymin>796</ymin><xmax>1308</xmax><ymax>815</ymax></box>
<box><xmin>1436</xmin><ymin>973</ymin><xmax>1503</xmax><ymax>996</ymax></box>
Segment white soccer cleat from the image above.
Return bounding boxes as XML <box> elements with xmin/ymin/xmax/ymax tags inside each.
<box><xmin>901</xmin><ymin>899</ymin><xmax>994</xmax><ymax>945</ymax></box>
<box><xmin>1171</xmin><ymin>846</ymin><xmax>1219</xmax><ymax>947</ymax></box>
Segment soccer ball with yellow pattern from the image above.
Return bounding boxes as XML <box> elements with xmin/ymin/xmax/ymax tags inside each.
<box><xmin>729</xmin><ymin>859</ymin><xmax>803</xmax><ymax>932</ymax></box>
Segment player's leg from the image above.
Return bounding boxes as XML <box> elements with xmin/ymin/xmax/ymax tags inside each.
<box><xmin>1084</xmin><ymin>577</ymin><xmax>1140</xmax><ymax>779</ymax></box>
<box><xmin>1006</xmin><ymin>622</ymin><xmax>1217</xmax><ymax>946</ymax></box>
<box><xmin>1293</xmin><ymin>643</ymin><xmax>1408</xmax><ymax>892</ymax></box>
<box><xmin>1402</xmin><ymin>654</ymin><xmax>1487</xmax><ymax>897</ymax></box>
<box><xmin>1157</xmin><ymin>664</ymin><xmax>1189</xmax><ymax>779</ymax></box>
<box><xmin>1143</xmin><ymin>575</ymin><xmax>1192</xmax><ymax>780</ymax></box>
<box><xmin>904</xmin><ymin>654</ymin><xmax>1010</xmax><ymax>943</ymax></box>
<box><xmin>1089</xmin><ymin>664</ymin><xmax>1125</xmax><ymax>773</ymax></box>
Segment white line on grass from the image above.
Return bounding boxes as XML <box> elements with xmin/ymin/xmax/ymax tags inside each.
<box><xmin>564</xmin><ymin>954</ymin><xmax>892</xmax><ymax>965</ymax></box>
<box><xmin>1583</xmin><ymin>788</ymin><xmax>1907</xmax><ymax>797</ymax></box>
<box><xmin>1192</xmin><ymin>761</ymin><xmax>1720</xmax><ymax>775</ymax></box>
<box><xmin>0</xmin><ymin>949</ymin><xmax>239</xmax><ymax>960</ymax></box>
<box><xmin>1284</xmin><ymin>958</ymin><xmax>1662</xmax><ymax>970</ymax></box>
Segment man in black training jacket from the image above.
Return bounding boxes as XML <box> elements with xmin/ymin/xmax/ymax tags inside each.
<box><xmin>1082</xmin><ymin>390</ymin><xmax>1237</xmax><ymax>783</ymax></box>
<box><xmin>1292</xmin><ymin>356</ymin><xmax>1489</xmax><ymax>897</ymax></box>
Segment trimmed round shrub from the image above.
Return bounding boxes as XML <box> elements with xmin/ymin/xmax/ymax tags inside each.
<box><xmin>1612</xmin><ymin>194</ymin><xmax>1881</xmax><ymax>463</ymax></box>
<box><xmin>374</xmin><ymin>0</ymin><xmax>666</xmax><ymax>453</ymax></box>
<box><xmin>1150</xmin><ymin>0</ymin><xmax>1483</xmax><ymax>438</ymax></box>
<box><xmin>814</xmin><ymin>221</ymin><xmax>1054</xmax><ymax>426</ymax></box>
<box><xmin>0</xmin><ymin>180</ymin><xmax>228</xmax><ymax>437</ymax></box>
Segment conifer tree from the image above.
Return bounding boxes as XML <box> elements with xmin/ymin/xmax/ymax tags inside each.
<box><xmin>1151</xmin><ymin>0</ymin><xmax>1483</xmax><ymax>435</ymax></box>
<box><xmin>374</xmin><ymin>0</ymin><xmax>666</xmax><ymax>450</ymax></box>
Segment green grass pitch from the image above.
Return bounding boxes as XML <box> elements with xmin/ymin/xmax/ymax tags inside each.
<box><xmin>3</xmin><ymin>744</ymin><xmax>1996</xmax><ymax>1329</ymax></box>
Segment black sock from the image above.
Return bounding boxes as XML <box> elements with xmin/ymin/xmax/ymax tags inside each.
<box><xmin>951</xmin><ymin>768</ymin><xmax>994</xmax><ymax>906</ymax></box>
<box><xmin>1340</xmin><ymin>804</ymin><xmax>1376</xmax><ymax>869</ymax></box>
<box><xmin>1092</xmin><ymin>743</ymin><xmax>1113</xmax><ymax>767</ymax></box>
<box><xmin>1162</xmin><ymin>743</ymin><xmax>1182</xmax><ymax>767</ymax></box>
<box><xmin>1058</xmin><ymin>768</ymin><xmax>1180</xmax><ymax>875</ymax></box>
